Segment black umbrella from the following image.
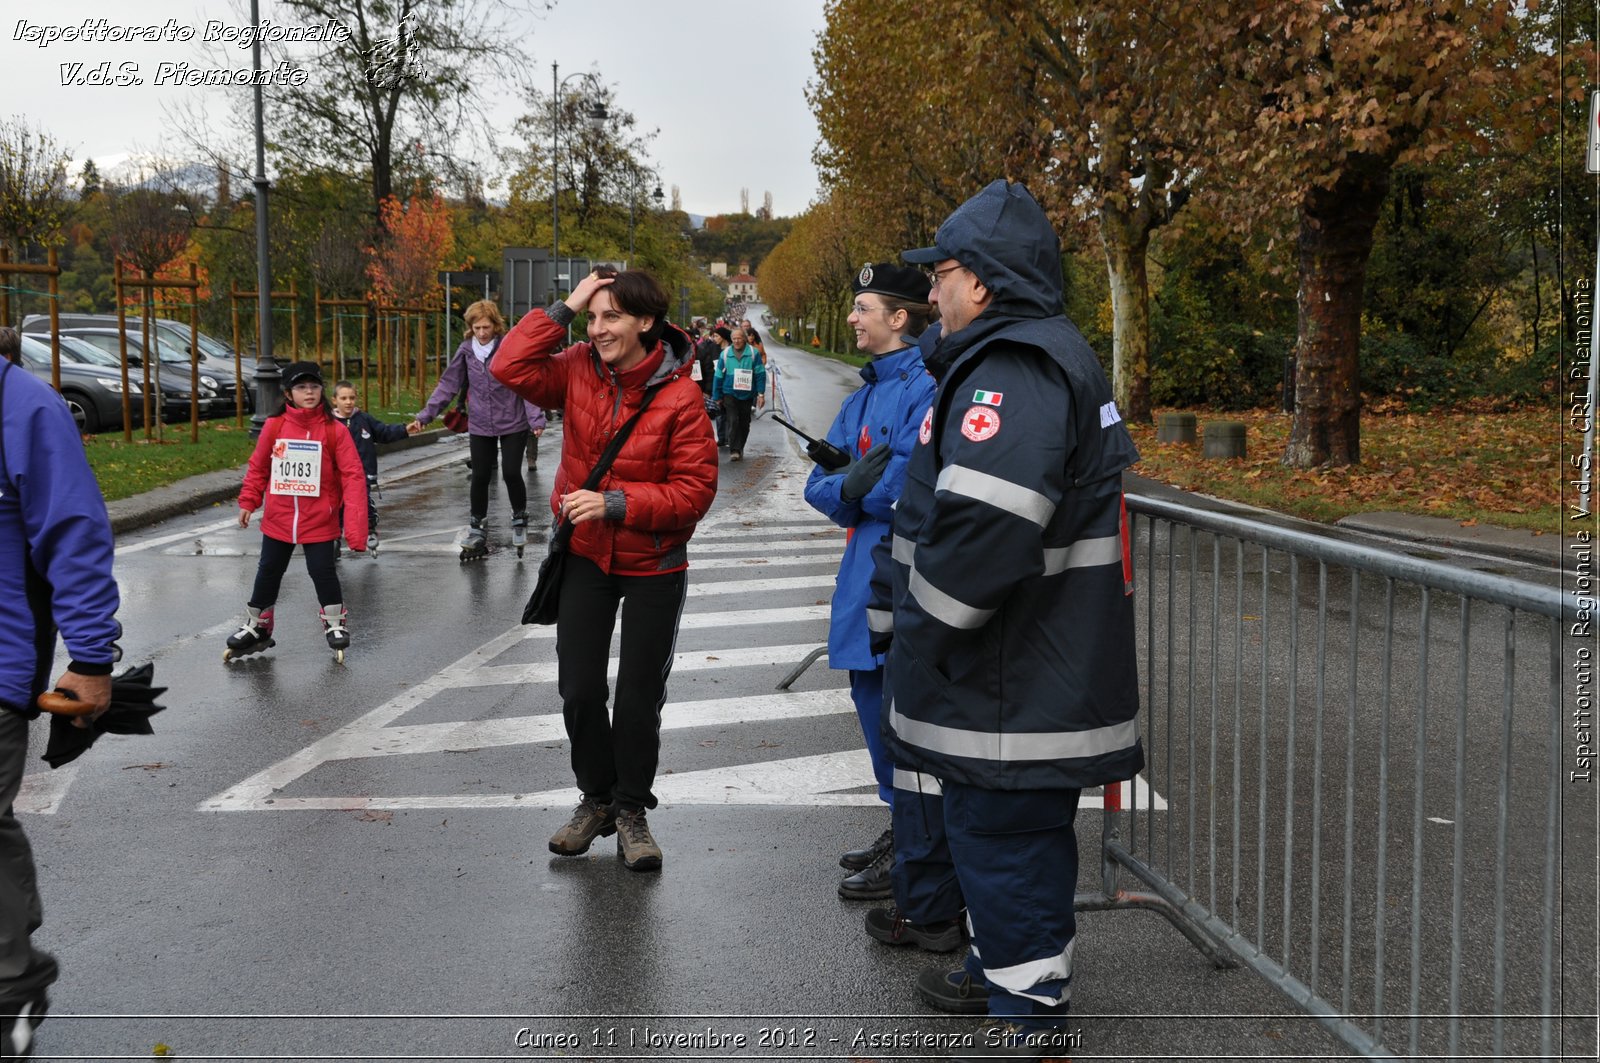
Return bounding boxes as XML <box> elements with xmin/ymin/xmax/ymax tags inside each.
<box><xmin>36</xmin><ymin>662</ymin><xmax>167</xmax><ymax>769</ymax></box>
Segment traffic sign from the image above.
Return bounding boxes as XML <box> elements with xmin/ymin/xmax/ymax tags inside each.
<box><xmin>1589</xmin><ymin>91</ymin><xmax>1600</xmax><ymax>173</ymax></box>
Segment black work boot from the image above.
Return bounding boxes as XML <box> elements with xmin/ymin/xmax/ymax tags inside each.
<box><xmin>837</xmin><ymin>845</ymin><xmax>893</xmax><ymax>900</ymax></box>
<box><xmin>865</xmin><ymin>905</ymin><xmax>964</xmax><ymax>952</ymax></box>
<box><xmin>839</xmin><ymin>826</ymin><xmax>892</xmax><ymax>871</ymax></box>
<box><xmin>915</xmin><ymin>966</ymin><xmax>990</xmax><ymax>1015</ymax></box>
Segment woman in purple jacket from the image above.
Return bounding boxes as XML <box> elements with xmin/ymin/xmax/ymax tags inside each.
<box><xmin>413</xmin><ymin>300</ymin><xmax>547</xmax><ymax>560</ymax></box>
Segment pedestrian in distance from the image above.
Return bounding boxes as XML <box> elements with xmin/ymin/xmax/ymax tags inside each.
<box><xmin>230</xmin><ymin>362</ymin><xmax>369</xmax><ymax>663</ymax></box>
<box><xmin>801</xmin><ymin>263</ymin><xmax>946</xmax><ymax>917</ymax></box>
<box><xmin>870</xmin><ymin>180</ymin><xmax>1144</xmax><ymax>1061</ymax></box>
<box><xmin>412</xmin><ymin>300</ymin><xmax>547</xmax><ymax>562</ymax></box>
<box><xmin>712</xmin><ymin>326</ymin><xmax>765</xmax><ymax>461</ymax></box>
<box><xmin>0</xmin><ymin>355</ymin><xmax>122</xmax><ymax>1059</ymax></box>
<box><xmin>493</xmin><ymin>267</ymin><xmax>718</xmax><ymax>872</ymax></box>
<box><xmin>331</xmin><ymin>380</ymin><xmax>421</xmax><ymax>552</ymax></box>
<box><xmin>711</xmin><ymin>326</ymin><xmax>733</xmax><ymax>448</ymax></box>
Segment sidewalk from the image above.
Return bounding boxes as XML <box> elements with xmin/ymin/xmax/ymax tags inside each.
<box><xmin>104</xmin><ymin>427</ymin><xmax>448</xmax><ymax>534</ymax></box>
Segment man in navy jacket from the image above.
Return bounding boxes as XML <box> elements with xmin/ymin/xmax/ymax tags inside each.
<box><xmin>0</xmin><ymin>354</ymin><xmax>121</xmax><ymax>1057</ymax></box>
<box><xmin>869</xmin><ymin>181</ymin><xmax>1143</xmax><ymax>1059</ymax></box>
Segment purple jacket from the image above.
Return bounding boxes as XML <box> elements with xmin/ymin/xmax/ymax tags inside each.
<box><xmin>417</xmin><ymin>337</ymin><xmax>547</xmax><ymax>437</ymax></box>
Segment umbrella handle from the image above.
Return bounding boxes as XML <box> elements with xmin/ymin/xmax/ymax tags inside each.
<box><xmin>36</xmin><ymin>690</ymin><xmax>97</xmax><ymax>718</ymax></box>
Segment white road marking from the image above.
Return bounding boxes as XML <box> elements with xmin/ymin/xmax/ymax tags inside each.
<box><xmin>691</xmin><ymin>538</ymin><xmax>843</xmax><ymax>556</ymax></box>
<box><xmin>687</xmin><ymin>575</ymin><xmax>833</xmax><ymax>596</ymax></box>
<box><xmin>693</xmin><ymin>523</ymin><xmax>841</xmax><ymax>541</ymax></box>
<box><xmin>16</xmin><ymin>761</ymin><xmax>81</xmax><ymax>815</ymax></box>
<box><xmin>443</xmin><ymin>643</ymin><xmax>831</xmax><ymax>688</ymax></box>
<box><xmin>520</xmin><ymin>604</ymin><xmax>830</xmax><ymax>640</ymax></box>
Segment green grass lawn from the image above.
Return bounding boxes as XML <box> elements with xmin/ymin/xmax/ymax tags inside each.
<box><xmin>84</xmin><ymin>384</ymin><xmax>437</xmax><ymax>502</ymax></box>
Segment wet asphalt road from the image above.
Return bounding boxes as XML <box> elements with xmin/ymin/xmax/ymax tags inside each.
<box><xmin>17</xmin><ymin>315</ymin><xmax>1594</xmax><ymax>1062</ymax></box>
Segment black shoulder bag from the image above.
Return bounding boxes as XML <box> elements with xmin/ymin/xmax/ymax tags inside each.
<box><xmin>522</xmin><ymin>382</ymin><xmax>665</xmax><ymax>625</ymax></box>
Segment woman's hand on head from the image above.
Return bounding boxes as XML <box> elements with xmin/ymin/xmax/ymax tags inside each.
<box><xmin>565</xmin><ymin>272</ymin><xmax>614</xmax><ymax>314</ymax></box>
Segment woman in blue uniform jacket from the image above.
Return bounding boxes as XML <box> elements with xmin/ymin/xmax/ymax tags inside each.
<box><xmin>803</xmin><ymin>262</ymin><xmax>935</xmax><ymax>902</ymax></box>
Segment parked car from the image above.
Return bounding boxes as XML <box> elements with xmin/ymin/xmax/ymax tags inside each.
<box><xmin>13</xmin><ymin>333</ymin><xmax>146</xmax><ymax>434</ymax></box>
<box><xmin>43</xmin><ymin>329</ymin><xmax>232</xmax><ymax>422</ymax></box>
<box><xmin>22</xmin><ymin>313</ymin><xmax>257</xmax><ymax>378</ymax></box>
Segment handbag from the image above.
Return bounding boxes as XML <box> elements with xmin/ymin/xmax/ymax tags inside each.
<box><xmin>522</xmin><ymin>383</ymin><xmax>666</xmax><ymax>625</ymax></box>
<box><xmin>441</xmin><ymin>353</ymin><xmax>469</xmax><ymax>432</ymax></box>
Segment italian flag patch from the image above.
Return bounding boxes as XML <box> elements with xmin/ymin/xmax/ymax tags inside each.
<box><xmin>972</xmin><ymin>389</ymin><xmax>1003</xmax><ymax>407</ymax></box>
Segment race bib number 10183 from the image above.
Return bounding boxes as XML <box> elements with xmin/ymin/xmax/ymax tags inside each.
<box><xmin>270</xmin><ymin>438</ymin><xmax>324</xmax><ymax>496</ymax></box>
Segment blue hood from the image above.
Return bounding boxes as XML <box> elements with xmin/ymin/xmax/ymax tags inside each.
<box><xmin>903</xmin><ymin>179</ymin><xmax>1063</xmax><ymax>320</ymax></box>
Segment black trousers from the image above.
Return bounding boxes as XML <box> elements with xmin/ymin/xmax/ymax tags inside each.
<box><xmin>0</xmin><ymin>711</ymin><xmax>57</xmax><ymax>1003</ymax></box>
<box><xmin>725</xmin><ymin>397</ymin><xmax>754</xmax><ymax>454</ymax></box>
<box><xmin>469</xmin><ymin>431</ymin><xmax>528</xmax><ymax>519</ymax></box>
<box><xmin>249</xmin><ymin>535</ymin><xmax>342</xmax><ymax>609</ymax></box>
<box><xmin>555</xmin><ymin>555</ymin><xmax>688</xmax><ymax>811</ymax></box>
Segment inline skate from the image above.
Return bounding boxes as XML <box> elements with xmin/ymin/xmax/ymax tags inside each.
<box><xmin>223</xmin><ymin>605</ymin><xmax>275</xmax><ymax>662</ymax></box>
<box><xmin>510</xmin><ymin>511</ymin><xmax>529</xmax><ymax>558</ymax></box>
<box><xmin>460</xmin><ymin>517</ymin><xmax>489</xmax><ymax>562</ymax></box>
<box><xmin>320</xmin><ymin>603</ymin><xmax>350</xmax><ymax>664</ymax></box>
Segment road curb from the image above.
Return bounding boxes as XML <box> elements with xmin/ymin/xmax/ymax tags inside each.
<box><xmin>106</xmin><ymin>428</ymin><xmax>448</xmax><ymax>535</ymax></box>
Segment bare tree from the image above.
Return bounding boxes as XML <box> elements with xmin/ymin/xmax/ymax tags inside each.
<box><xmin>0</xmin><ymin>116</ymin><xmax>74</xmax><ymax>257</ymax></box>
<box><xmin>263</xmin><ymin>0</ymin><xmax>544</xmax><ymax>226</ymax></box>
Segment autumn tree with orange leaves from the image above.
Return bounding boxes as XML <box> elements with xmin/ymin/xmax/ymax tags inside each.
<box><xmin>1203</xmin><ymin>0</ymin><xmax>1557</xmax><ymax>467</ymax></box>
<box><xmin>366</xmin><ymin>190</ymin><xmax>455</xmax><ymax>306</ymax></box>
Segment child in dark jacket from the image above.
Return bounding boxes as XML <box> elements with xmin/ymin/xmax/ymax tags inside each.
<box><xmin>332</xmin><ymin>380</ymin><xmax>420</xmax><ymax>549</ymax></box>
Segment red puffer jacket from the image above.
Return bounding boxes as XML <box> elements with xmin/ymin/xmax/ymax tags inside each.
<box><xmin>493</xmin><ymin>309</ymin><xmax>717</xmax><ymax>576</ymax></box>
<box><xmin>239</xmin><ymin>403</ymin><xmax>369</xmax><ymax>547</ymax></box>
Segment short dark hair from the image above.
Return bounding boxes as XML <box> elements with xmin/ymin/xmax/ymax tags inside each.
<box><xmin>714</xmin><ymin>326</ymin><xmax>732</xmax><ymax>343</ymax></box>
<box><xmin>334</xmin><ymin>380</ymin><xmax>357</xmax><ymax>393</ymax></box>
<box><xmin>594</xmin><ymin>267</ymin><xmax>670</xmax><ymax>347</ymax></box>
<box><xmin>0</xmin><ymin>327</ymin><xmax>18</xmax><ymax>364</ymax></box>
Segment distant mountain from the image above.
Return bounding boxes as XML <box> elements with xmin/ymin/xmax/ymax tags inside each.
<box><xmin>80</xmin><ymin>155</ymin><xmax>222</xmax><ymax>204</ymax></box>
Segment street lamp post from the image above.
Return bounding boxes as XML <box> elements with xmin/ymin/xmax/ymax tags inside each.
<box><xmin>550</xmin><ymin>62</ymin><xmax>609</xmax><ymax>305</ymax></box>
<box><xmin>247</xmin><ymin>0</ymin><xmax>278</xmax><ymax>437</ymax></box>
<box><xmin>628</xmin><ymin>176</ymin><xmax>665</xmax><ymax>260</ymax></box>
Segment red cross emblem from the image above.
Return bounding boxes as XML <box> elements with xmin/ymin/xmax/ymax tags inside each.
<box><xmin>961</xmin><ymin>406</ymin><xmax>1001</xmax><ymax>442</ymax></box>
<box><xmin>857</xmin><ymin>424</ymin><xmax>873</xmax><ymax>455</ymax></box>
<box><xmin>918</xmin><ymin>407</ymin><xmax>934</xmax><ymax>445</ymax></box>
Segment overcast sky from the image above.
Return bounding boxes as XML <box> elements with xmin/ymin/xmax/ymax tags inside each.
<box><xmin>5</xmin><ymin>0</ymin><xmax>828</xmax><ymax>218</ymax></box>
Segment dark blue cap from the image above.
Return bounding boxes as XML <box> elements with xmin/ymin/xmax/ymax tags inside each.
<box><xmin>901</xmin><ymin>180</ymin><xmax>1063</xmax><ymax>316</ymax></box>
<box><xmin>852</xmin><ymin>262</ymin><xmax>930</xmax><ymax>303</ymax></box>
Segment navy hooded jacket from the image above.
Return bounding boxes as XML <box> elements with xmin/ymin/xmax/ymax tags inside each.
<box><xmin>868</xmin><ymin>181</ymin><xmax>1144</xmax><ymax>790</ymax></box>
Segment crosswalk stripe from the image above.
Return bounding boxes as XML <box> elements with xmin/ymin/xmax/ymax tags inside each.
<box><xmin>523</xmin><ymin>604</ymin><xmax>830</xmax><ymax>639</ymax></box>
<box><xmin>691</xmin><ymin>538</ymin><xmax>844</xmax><ymax>556</ymax></box>
<box><xmin>270</xmin><ymin>689</ymin><xmax>855</xmax><ymax>763</ymax></box>
<box><xmin>687</xmin><ymin>576</ymin><xmax>833</xmax><ymax>596</ymax></box>
<box><xmin>693</xmin><ymin>524</ymin><xmax>841</xmax><ymax>541</ymax></box>
<box><xmin>469</xmin><ymin>643</ymin><xmax>829</xmax><ymax>687</ymax></box>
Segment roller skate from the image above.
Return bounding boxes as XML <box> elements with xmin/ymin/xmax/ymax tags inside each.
<box><xmin>366</xmin><ymin>531</ymin><xmax>380</xmax><ymax>556</ymax></box>
<box><xmin>320</xmin><ymin>603</ymin><xmax>350</xmax><ymax>664</ymax></box>
<box><xmin>459</xmin><ymin>517</ymin><xmax>489</xmax><ymax>562</ymax></box>
<box><xmin>511</xmin><ymin>511</ymin><xmax>529</xmax><ymax>558</ymax></box>
<box><xmin>223</xmin><ymin>605</ymin><xmax>275</xmax><ymax>662</ymax></box>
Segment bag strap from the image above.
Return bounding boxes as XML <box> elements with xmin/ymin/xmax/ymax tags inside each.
<box><xmin>0</xmin><ymin>360</ymin><xmax>12</xmax><ymax>493</ymax></box>
<box><xmin>550</xmin><ymin>380</ymin><xmax>667</xmax><ymax>550</ymax></box>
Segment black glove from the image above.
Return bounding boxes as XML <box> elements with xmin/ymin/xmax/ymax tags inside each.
<box><xmin>840</xmin><ymin>442</ymin><xmax>892</xmax><ymax>502</ymax></box>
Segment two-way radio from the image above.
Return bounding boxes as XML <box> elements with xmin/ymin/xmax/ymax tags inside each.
<box><xmin>772</xmin><ymin>415</ymin><xmax>852</xmax><ymax>472</ymax></box>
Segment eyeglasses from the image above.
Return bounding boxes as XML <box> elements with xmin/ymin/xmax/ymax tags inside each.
<box><xmin>925</xmin><ymin>264</ymin><xmax>965</xmax><ymax>287</ymax></box>
<box><xmin>850</xmin><ymin>302</ymin><xmax>884</xmax><ymax>316</ymax></box>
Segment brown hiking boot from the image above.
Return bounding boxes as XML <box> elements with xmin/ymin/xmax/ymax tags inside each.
<box><xmin>549</xmin><ymin>797</ymin><xmax>616</xmax><ymax>855</ymax></box>
<box><xmin>614</xmin><ymin>808</ymin><xmax>663</xmax><ymax>872</ymax></box>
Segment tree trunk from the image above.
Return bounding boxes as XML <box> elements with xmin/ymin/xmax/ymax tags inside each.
<box><xmin>1100</xmin><ymin>208</ymin><xmax>1152</xmax><ymax>423</ymax></box>
<box><xmin>1284</xmin><ymin>160</ymin><xmax>1390</xmax><ymax>468</ymax></box>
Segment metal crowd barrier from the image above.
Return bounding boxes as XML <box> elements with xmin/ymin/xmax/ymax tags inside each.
<box><xmin>1084</xmin><ymin>494</ymin><xmax>1595</xmax><ymax>1059</ymax></box>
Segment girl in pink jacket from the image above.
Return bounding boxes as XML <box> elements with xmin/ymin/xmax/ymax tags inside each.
<box><xmin>226</xmin><ymin>362</ymin><xmax>368</xmax><ymax>662</ymax></box>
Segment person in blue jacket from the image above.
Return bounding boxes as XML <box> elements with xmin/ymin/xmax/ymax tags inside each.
<box><xmin>711</xmin><ymin>326</ymin><xmax>765</xmax><ymax>461</ymax></box>
<box><xmin>331</xmin><ymin>380</ymin><xmax>421</xmax><ymax>549</ymax></box>
<box><xmin>802</xmin><ymin>263</ymin><xmax>943</xmax><ymax>909</ymax></box>
<box><xmin>0</xmin><ymin>353</ymin><xmax>121</xmax><ymax>1058</ymax></box>
<box><xmin>869</xmin><ymin>180</ymin><xmax>1144</xmax><ymax>1060</ymax></box>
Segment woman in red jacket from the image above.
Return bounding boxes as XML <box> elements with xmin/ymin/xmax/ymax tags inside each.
<box><xmin>227</xmin><ymin>362</ymin><xmax>369</xmax><ymax>663</ymax></box>
<box><xmin>493</xmin><ymin>268</ymin><xmax>717</xmax><ymax>872</ymax></box>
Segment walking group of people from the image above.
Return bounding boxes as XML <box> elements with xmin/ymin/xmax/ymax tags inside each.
<box><xmin>1</xmin><ymin>181</ymin><xmax>1141</xmax><ymax>1061</ymax></box>
<box><xmin>685</xmin><ymin>316</ymin><xmax>767</xmax><ymax>460</ymax></box>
